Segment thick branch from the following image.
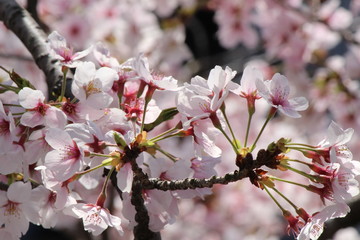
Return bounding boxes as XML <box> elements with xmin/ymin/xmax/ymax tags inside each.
<box><xmin>26</xmin><ymin>0</ymin><xmax>49</xmax><ymax>32</ymax></box>
<box><xmin>0</xmin><ymin>0</ymin><xmax>63</xmax><ymax>98</ymax></box>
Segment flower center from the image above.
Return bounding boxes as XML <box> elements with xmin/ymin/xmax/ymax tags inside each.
<box><xmin>0</xmin><ymin>119</ymin><xmax>10</xmax><ymax>136</ymax></box>
<box><xmin>84</xmin><ymin>80</ymin><xmax>101</xmax><ymax>98</ymax></box>
<box><xmin>4</xmin><ymin>201</ymin><xmax>20</xmax><ymax>218</ymax></box>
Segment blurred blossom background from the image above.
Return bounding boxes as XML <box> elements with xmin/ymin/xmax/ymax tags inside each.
<box><xmin>1</xmin><ymin>0</ymin><xmax>360</xmax><ymax>239</ymax></box>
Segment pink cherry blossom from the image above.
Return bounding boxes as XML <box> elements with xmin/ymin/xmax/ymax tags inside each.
<box><xmin>317</xmin><ymin>0</ymin><xmax>353</xmax><ymax>30</ymax></box>
<box><xmin>213</xmin><ymin>0</ymin><xmax>258</xmax><ymax>48</ymax></box>
<box><xmin>131</xmin><ymin>54</ymin><xmax>178</xmax><ymax>91</ymax></box>
<box><xmin>255</xmin><ymin>73</ymin><xmax>309</xmax><ymax>118</ymax></box>
<box><xmin>0</xmin><ymin>101</ymin><xmax>20</xmax><ymax>152</ymax></box>
<box><xmin>47</xmin><ymin>30</ymin><xmax>92</xmax><ymax>68</ymax></box>
<box><xmin>93</xmin><ymin>42</ymin><xmax>120</xmax><ymax>68</ymax></box>
<box><xmin>72</xmin><ymin>62</ymin><xmax>118</xmax><ymax>109</ymax></box>
<box><xmin>306</xmin><ymin>122</ymin><xmax>354</xmax><ymax>165</ymax></box>
<box><xmin>31</xmin><ymin>186</ymin><xmax>61</xmax><ymax>229</ymax></box>
<box><xmin>37</xmin><ymin>167</ymin><xmax>77</xmax><ymax>210</ymax></box>
<box><xmin>181</xmin><ymin>119</ymin><xmax>222</xmax><ymax>158</ymax></box>
<box><xmin>0</xmin><ymin>182</ymin><xmax>39</xmax><ymax>238</ymax></box>
<box><xmin>44</xmin><ymin>128</ymin><xmax>84</xmax><ymax>181</ymax></box>
<box><xmin>18</xmin><ymin>87</ymin><xmax>67</xmax><ymax>128</ymax></box>
<box><xmin>65</xmin><ymin>203</ymin><xmax>123</xmax><ymax>236</ymax></box>
<box><xmin>297</xmin><ymin>203</ymin><xmax>350</xmax><ymax>240</ymax></box>
<box><xmin>236</xmin><ymin>65</ymin><xmax>263</xmax><ymax>99</ymax></box>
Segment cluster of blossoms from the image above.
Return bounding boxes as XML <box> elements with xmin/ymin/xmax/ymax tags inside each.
<box><xmin>0</xmin><ymin>30</ymin><xmax>357</xmax><ymax>240</ymax></box>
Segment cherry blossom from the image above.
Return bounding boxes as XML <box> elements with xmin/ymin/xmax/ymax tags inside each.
<box><xmin>0</xmin><ymin>101</ymin><xmax>18</xmax><ymax>150</ymax></box>
<box><xmin>31</xmin><ymin>186</ymin><xmax>62</xmax><ymax>229</ymax></box>
<box><xmin>18</xmin><ymin>87</ymin><xmax>67</xmax><ymax>128</ymax></box>
<box><xmin>47</xmin><ymin>31</ymin><xmax>92</xmax><ymax>68</ymax></box>
<box><xmin>0</xmin><ymin>182</ymin><xmax>39</xmax><ymax>238</ymax></box>
<box><xmin>255</xmin><ymin>73</ymin><xmax>309</xmax><ymax>118</ymax></box>
<box><xmin>176</xmin><ymin>65</ymin><xmax>239</xmax><ymax>125</ymax></box>
<box><xmin>131</xmin><ymin>54</ymin><xmax>178</xmax><ymax>92</ymax></box>
<box><xmin>93</xmin><ymin>42</ymin><xmax>120</xmax><ymax>68</ymax></box>
<box><xmin>72</xmin><ymin>62</ymin><xmax>118</xmax><ymax>109</ymax></box>
<box><xmin>305</xmin><ymin>122</ymin><xmax>354</xmax><ymax>165</ymax></box>
<box><xmin>297</xmin><ymin>203</ymin><xmax>350</xmax><ymax>240</ymax></box>
<box><xmin>1</xmin><ymin>5</ymin><xmax>360</xmax><ymax>238</ymax></box>
<box><xmin>65</xmin><ymin>203</ymin><xmax>123</xmax><ymax>236</ymax></box>
<box><xmin>44</xmin><ymin>128</ymin><xmax>85</xmax><ymax>181</ymax></box>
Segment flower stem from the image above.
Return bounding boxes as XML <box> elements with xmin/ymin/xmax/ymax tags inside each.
<box><xmin>89</xmin><ymin>153</ymin><xmax>112</xmax><ymax>158</ymax></box>
<box><xmin>97</xmin><ymin>166</ymin><xmax>115</xmax><ymax>207</ymax></box>
<box><xmin>263</xmin><ymin>185</ymin><xmax>286</xmax><ymax>212</ymax></box>
<box><xmin>250</xmin><ymin>107</ymin><xmax>276</xmax><ymax>151</ymax></box>
<box><xmin>151</xmin><ymin>132</ymin><xmax>179</xmax><ymax>143</ymax></box>
<box><xmin>156</xmin><ymin>146</ymin><xmax>178</xmax><ymax>162</ymax></box>
<box><xmin>286</xmin><ymin>143</ymin><xmax>318</xmax><ymax>148</ymax></box>
<box><xmin>269</xmin><ymin>176</ymin><xmax>309</xmax><ymax>189</ymax></box>
<box><xmin>287</xmin><ymin>146</ymin><xmax>317</xmax><ymax>152</ymax></box>
<box><xmin>221</xmin><ymin>104</ymin><xmax>240</xmax><ymax>149</ymax></box>
<box><xmin>216</xmin><ymin>125</ymin><xmax>238</xmax><ymax>154</ymax></box>
<box><xmin>150</xmin><ymin>126</ymin><xmax>179</xmax><ymax>142</ymax></box>
<box><xmin>281</xmin><ymin>164</ymin><xmax>319</xmax><ymax>182</ymax></box>
<box><xmin>76</xmin><ymin>161</ymin><xmax>112</xmax><ymax>177</ymax></box>
<box><xmin>140</xmin><ymin>99</ymin><xmax>149</xmax><ymax>133</ymax></box>
<box><xmin>271</xmin><ymin>187</ymin><xmax>298</xmax><ymax>210</ymax></box>
<box><xmin>59</xmin><ymin>67</ymin><xmax>68</xmax><ymax>101</ymax></box>
<box><xmin>244</xmin><ymin>111</ymin><xmax>254</xmax><ymax>147</ymax></box>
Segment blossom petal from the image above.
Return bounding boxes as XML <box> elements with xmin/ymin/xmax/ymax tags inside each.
<box><xmin>117</xmin><ymin>163</ymin><xmax>133</xmax><ymax>193</ymax></box>
<box><xmin>7</xmin><ymin>182</ymin><xmax>31</xmax><ymax>203</ymax></box>
<box><xmin>18</xmin><ymin>87</ymin><xmax>44</xmax><ymax>109</ymax></box>
<box><xmin>20</xmin><ymin>111</ymin><xmax>44</xmax><ymax>128</ymax></box>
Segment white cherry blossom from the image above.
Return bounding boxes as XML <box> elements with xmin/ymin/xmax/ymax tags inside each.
<box><xmin>48</xmin><ymin>31</ymin><xmax>92</xmax><ymax>68</ymax></box>
<box><xmin>72</xmin><ymin>62</ymin><xmax>118</xmax><ymax>109</ymax></box>
<box><xmin>0</xmin><ymin>182</ymin><xmax>39</xmax><ymax>238</ymax></box>
<box><xmin>65</xmin><ymin>203</ymin><xmax>123</xmax><ymax>236</ymax></box>
<box><xmin>256</xmin><ymin>73</ymin><xmax>308</xmax><ymax>118</ymax></box>
<box><xmin>18</xmin><ymin>87</ymin><xmax>67</xmax><ymax>128</ymax></box>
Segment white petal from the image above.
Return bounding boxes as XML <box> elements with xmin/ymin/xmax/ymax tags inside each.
<box><xmin>48</xmin><ymin>31</ymin><xmax>67</xmax><ymax>51</ymax></box>
<box><xmin>74</xmin><ymin>62</ymin><xmax>96</xmax><ymax>86</ymax></box>
<box><xmin>270</xmin><ymin>73</ymin><xmax>290</xmax><ymax>101</ymax></box>
<box><xmin>95</xmin><ymin>67</ymin><xmax>118</xmax><ymax>91</ymax></box>
<box><xmin>7</xmin><ymin>181</ymin><xmax>31</xmax><ymax>203</ymax></box>
<box><xmin>45</xmin><ymin>128</ymin><xmax>73</xmax><ymax>149</ymax></box>
<box><xmin>18</xmin><ymin>87</ymin><xmax>45</xmax><ymax>109</ymax></box>
<box><xmin>44</xmin><ymin>107</ymin><xmax>67</xmax><ymax>128</ymax></box>
<box><xmin>20</xmin><ymin>111</ymin><xmax>44</xmax><ymax>128</ymax></box>
<box><xmin>117</xmin><ymin>163</ymin><xmax>133</xmax><ymax>193</ymax></box>
<box><xmin>289</xmin><ymin>97</ymin><xmax>309</xmax><ymax>111</ymax></box>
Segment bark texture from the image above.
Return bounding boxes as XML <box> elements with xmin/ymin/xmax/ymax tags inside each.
<box><xmin>0</xmin><ymin>0</ymin><xmax>63</xmax><ymax>98</ymax></box>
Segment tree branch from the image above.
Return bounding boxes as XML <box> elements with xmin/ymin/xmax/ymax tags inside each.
<box><xmin>0</xmin><ymin>0</ymin><xmax>64</xmax><ymax>99</ymax></box>
<box><xmin>26</xmin><ymin>0</ymin><xmax>50</xmax><ymax>33</ymax></box>
<box><xmin>131</xmin><ymin>159</ymin><xmax>161</xmax><ymax>240</ymax></box>
<box><xmin>144</xmin><ymin>169</ymin><xmax>250</xmax><ymax>191</ymax></box>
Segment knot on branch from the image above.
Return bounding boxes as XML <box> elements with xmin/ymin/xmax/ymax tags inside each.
<box><xmin>254</xmin><ymin>145</ymin><xmax>282</xmax><ymax>169</ymax></box>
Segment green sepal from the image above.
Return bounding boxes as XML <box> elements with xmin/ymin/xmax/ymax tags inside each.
<box><xmin>143</xmin><ymin>107</ymin><xmax>179</xmax><ymax>131</ymax></box>
<box><xmin>9</xmin><ymin>69</ymin><xmax>35</xmax><ymax>90</ymax></box>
